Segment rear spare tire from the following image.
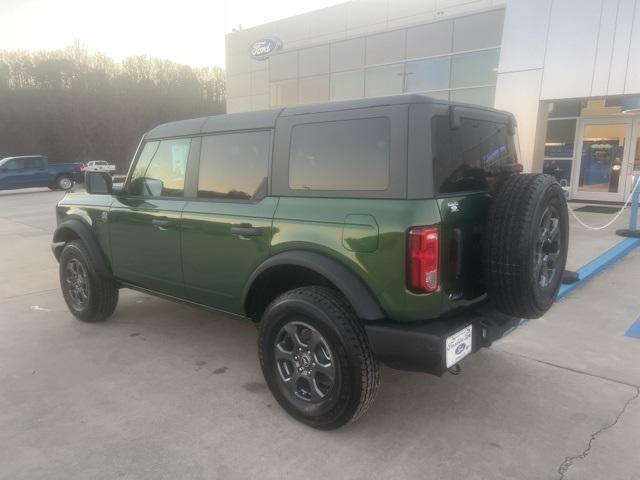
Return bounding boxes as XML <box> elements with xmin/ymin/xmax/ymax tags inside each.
<box><xmin>483</xmin><ymin>174</ymin><xmax>568</xmax><ymax>319</ymax></box>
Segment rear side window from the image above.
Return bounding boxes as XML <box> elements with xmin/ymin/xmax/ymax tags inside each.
<box><xmin>25</xmin><ymin>157</ymin><xmax>44</xmax><ymax>168</ymax></box>
<box><xmin>198</xmin><ymin>131</ymin><xmax>271</xmax><ymax>200</ymax></box>
<box><xmin>289</xmin><ymin>117</ymin><xmax>390</xmax><ymax>191</ymax></box>
<box><xmin>129</xmin><ymin>138</ymin><xmax>191</xmax><ymax>197</ymax></box>
<box><xmin>432</xmin><ymin>115</ymin><xmax>515</xmax><ymax>194</ymax></box>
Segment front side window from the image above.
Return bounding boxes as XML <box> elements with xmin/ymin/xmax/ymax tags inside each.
<box><xmin>289</xmin><ymin>117</ymin><xmax>390</xmax><ymax>191</ymax></box>
<box><xmin>198</xmin><ymin>131</ymin><xmax>271</xmax><ymax>200</ymax></box>
<box><xmin>432</xmin><ymin>115</ymin><xmax>515</xmax><ymax>194</ymax></box>
<box><xmin>5</xmin><ymin>159</ymin><xmax>25</xmax><ymax>170</ymax></box>
<box><xmin>128</xmin><ymin>138</ymin><xmax>190</xmax><ymax>197</ymax></box>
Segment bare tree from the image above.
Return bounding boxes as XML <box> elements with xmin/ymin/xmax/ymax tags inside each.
<box><xmin>0</xmin><ymin>43</ymin><xmax>226</xmax><ymax>172</ymax></box>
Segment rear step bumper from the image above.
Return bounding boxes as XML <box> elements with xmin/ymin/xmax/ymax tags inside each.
<box><xmin>364</xmin><ymin>307</ymin><xmax>518</xmax><ymax>375</ymax></box>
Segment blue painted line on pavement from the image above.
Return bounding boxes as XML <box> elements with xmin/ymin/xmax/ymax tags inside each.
<box><xmin>625</xmin><ymin>317</ymin><xmax>640</xmax><ymax>339</ymax></box>
<box><xmin>505</xmin><ymin>237</ymin><xmax>640</xmax><ymax>336</ymax></box>
<box><xmin>557</xmin><ymin>237</ymin><xmax>640</xmax><ymax>300</ymax></box>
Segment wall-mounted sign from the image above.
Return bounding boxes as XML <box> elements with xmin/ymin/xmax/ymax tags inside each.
<box><xmin>249</xmin><ymin>37</ymin><xmax>282</xmax><ymax>60</ymax></box>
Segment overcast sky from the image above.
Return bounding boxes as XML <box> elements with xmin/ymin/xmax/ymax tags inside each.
<box><xmin>0</xmin><ymin>0</ymin><xmax>344</xmax><ymax>67</ymax></box>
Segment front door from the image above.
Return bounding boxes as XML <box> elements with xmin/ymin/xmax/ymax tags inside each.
<box><xmin>571</xmin><ymin>118</ymin><xmax>635</xmax><ymax>202</ymax></box>
<box><xmin>109</xmin><ymin>137</ymin><xmax>192</xmax><ymax>297</ymax></box>
<box><xmin>0</xmin><ymin>158</ymin><xmax>28</xmax><ymax>189</ymax></box>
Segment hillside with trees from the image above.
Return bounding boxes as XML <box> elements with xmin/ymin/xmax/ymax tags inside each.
<box><xmin>0</xmin><ymin>42</ymin><xmax>226</xmax><ymax>173</ymax></box>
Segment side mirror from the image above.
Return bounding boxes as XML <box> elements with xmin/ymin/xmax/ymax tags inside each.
<box><xmin>449</xmin><ymin>105</ymin><xmax>461</xmax><ymax>130</ymax></box>
<box><xmin>86</xmin><ymin>172</ymin><xmax>113</xmax><ymax>195</ymax></box>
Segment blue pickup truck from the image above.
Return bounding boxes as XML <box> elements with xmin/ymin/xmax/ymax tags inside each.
<box><xmin>0</xmin><ymin>155</ymin><xmax>83</xmax><ymax>191</ymax></box>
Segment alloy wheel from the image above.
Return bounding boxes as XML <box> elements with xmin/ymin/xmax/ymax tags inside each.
<box><xmin>273</xmin><ymin>321</ymin><xmax>336</xmax><ymax>403</ymax></box>
<box><xmin>65</xmin><ymin>258</ymin><xmax>89</xmax><ymax>309</ymax></box>
<box><xmin>534</xmin><ymin>205</ymin><xmax>561</xmax><ymax>288</ymax></box>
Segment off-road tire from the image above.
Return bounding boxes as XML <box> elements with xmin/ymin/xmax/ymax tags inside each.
<box><xmin>484</xmin><ymin>174</ymin><xmax>569</xmax><ymax>319</ymax></box>
<box><xmin>59</xmin><ymin>240</ymin><xmax>119</xmax><ymax>322</ymax></box>
<box><xmin>56</xmin><ymin>175</ymin><xmax>74</xmax><ymax>190</ymax></box>
<box><xmin>258</xmin><ymin>286</ymin><xmax>380</xmax><ymax>430</ymax></box>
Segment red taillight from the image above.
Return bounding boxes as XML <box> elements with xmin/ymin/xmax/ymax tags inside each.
<box><xmin>407</xmin><ymin>226</ymin><xmax>439</xmax><ymax>293</ymax></box>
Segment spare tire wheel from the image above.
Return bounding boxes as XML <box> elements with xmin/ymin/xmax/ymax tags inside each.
<box><xmin>483</xmin><ymin>174</ymin><xmax>569</xmax><ymax>319</ymax></box>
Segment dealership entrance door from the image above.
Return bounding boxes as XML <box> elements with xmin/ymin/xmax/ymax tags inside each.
<box><xmin>571</xmin><ymin>117</ymin><xmax>639</xmax><ymax>202</ymax></box>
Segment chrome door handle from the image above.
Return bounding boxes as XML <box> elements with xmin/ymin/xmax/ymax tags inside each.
<box><xmin>230</xmin><ymin>223</ymin><xmax>260</xmax><ymax>237</ymax></box>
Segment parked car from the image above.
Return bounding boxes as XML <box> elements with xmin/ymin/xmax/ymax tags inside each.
<box><xmin>82</xmin><ymin>160</ymin><xmax>116</xmax><ymax>173</ymax></box>
<box><xmin>0</xmin><ymin>155</ymin><xmax>82</xmax><ymax>191</ymax></box>
<box><xmin>51</xmin><ymin>94</ymin><xmax>569</xmax><ymax>430</ymax></box>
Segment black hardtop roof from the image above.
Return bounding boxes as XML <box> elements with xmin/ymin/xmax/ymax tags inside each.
<box><xmin>144</xmin><ymin>94</ymin><xmax>513</xmax><ymax>140</ymax></box>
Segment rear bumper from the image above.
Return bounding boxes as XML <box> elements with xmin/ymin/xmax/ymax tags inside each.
<box><xmin>365</xmin><ymin>306</ymin><xmax>518</xmax><ymax>375</ymax></box>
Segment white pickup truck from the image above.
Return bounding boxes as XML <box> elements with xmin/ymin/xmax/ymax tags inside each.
<box><xmin>82</xmin><ymin>161</ymin><xmax>116</xmax><ymax>173</ymax></box>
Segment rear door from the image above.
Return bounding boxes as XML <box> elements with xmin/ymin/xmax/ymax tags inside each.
<box><xmin>181</xmin><ymin>129</ymin><xmax>277</xmax><ymax>314</ymax></box>
<box><xmin>24</xmin><ymin>157</ymin><xmax>49</xmax><ymax>186</ymax></box>
<box><xmin>109</xmin><ymin>137</ymin><xmax>194</xmax><ymax>297</ymax></box>
<box><xmin>430</xmin><ymin>108</ymin><xmax>516</xmax><ymax>305</ymax></box>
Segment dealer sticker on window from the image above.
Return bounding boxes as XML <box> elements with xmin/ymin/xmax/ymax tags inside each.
<box><xmin>446</xmin><ymin>325</ymin><xmax>473</xmax><ymax>368</ymax></box>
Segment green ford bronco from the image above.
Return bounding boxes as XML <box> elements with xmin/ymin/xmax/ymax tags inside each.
<box><xmin>52</xmin><ymin>94</ymin><xmax>569</xmax><ymax>429</ymax></box>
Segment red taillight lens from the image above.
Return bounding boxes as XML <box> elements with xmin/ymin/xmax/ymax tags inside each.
<box><xmin>407</xmin><ymin>226</ymin><xmax>439</xmax><ymax>293</ymax></box>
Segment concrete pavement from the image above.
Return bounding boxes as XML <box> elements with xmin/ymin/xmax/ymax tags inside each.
<box><xmin>0</xmin><ymin>188</ymin><xmax>638</xmax><ymax>480</ymax></box>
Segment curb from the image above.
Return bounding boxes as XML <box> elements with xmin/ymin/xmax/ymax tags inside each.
<box><xmin>511</xmin><ymin>237</ymin><xmax>640</xmax><ymax>330</ymax></box>
<box><xmin>557</xmin><ymin>237</ymin><xmax>640</xmax><ymax>300</ymax></box>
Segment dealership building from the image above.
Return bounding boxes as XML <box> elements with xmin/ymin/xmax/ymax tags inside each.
<box><xmin>225</xmin><ymin>0</ymin><xmax>640</xmax><ymax>203</ymax></box>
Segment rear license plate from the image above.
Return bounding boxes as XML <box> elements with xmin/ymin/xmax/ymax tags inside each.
<box><xmin>446</xmin><ymin>325</ymin><xmax>473</xmax><ymax>368</ymax></box>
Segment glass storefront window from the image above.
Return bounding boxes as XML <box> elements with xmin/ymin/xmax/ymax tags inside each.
<box><xmin>543</xmin><ymin>159</ymin><xmax>572</xmax><ymax>187</ymax></box>
<box><xmin>424</xmin><ymin>90</ymin><xmax>450</xmax><ymax>101</ymax></box>
<box><xmin>578</xmin><ymin>123</ymin><xmax>627</xmax><ymax>193</ymax></box>
<box><xmin>331</xmin><ymin>38</ymin><xmax>365</xmax><ymax>72</ymax></box>
<box><xmin>299</xmin><ymin>45</ymin><xmax>330</xmax><ymax>77</ymax></box>
<box><xmin>365</xmin><ymin>30</ymin><xmax>405</xmax><ymax>65</ymax></box>
<box><xmin>330</xmin><ymin>70</ymin><xmax>364</xmax><ymax>100</ymax></box>
<box><xmin>365</xmin><ymin>64</ymin><xmax>404</xmax><ymax>97</ymax></box>
<box><xmin>545</xmin><ymin>119</ymin><xmax>577</xmax><ymax>157</ymax></box>
<box><xmin>635</xmin><ymin>124</ymin><xmax>640</xmax><ymax>171</ymax></box>
<box><xmin>405</xmin><ymin>57</ymin><xmax>451</xmax><ymax>93</ymax></box>
<box><xmin>450</xmin><ymin>86</ymin><xmax>495</xmax><ymax>107</ymax></box>
<box><xmin>548</xmin><ymin>99</ymin><xmax>582</xmax><ymax>118</ymax></box>
<box><xmin>299</xmin><ymin>75</ymin><xmax>330</xmax><ymax>104</ymax></box>
<box><xmin>269</xmin><ymin>51</ymin><xmax>298</xmax><ymax>82</ymax></box>
<box><xmin>450</xmin><ymin>49</ymin><xmax>499</xmax><ymax>89</ymax></box>
<box><xmin>270</xmin><ymin>79</ymin><xmax>298</xmax><ymax>106</ymax></box>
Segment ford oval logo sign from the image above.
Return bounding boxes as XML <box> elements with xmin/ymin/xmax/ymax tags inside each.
<box><xmin>249</xmin><ymin>37</ymin><xmax>282</xmax><ymax>60</ymax></box>
<box><xmin>455</xmin><ymin>343</ymin><xmax>466</xmax><ymax>355</ymax></box>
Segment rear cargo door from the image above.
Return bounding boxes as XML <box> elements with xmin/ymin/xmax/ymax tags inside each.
<box><xmin>430</xmin><ymin>109</ymin><xmax>516</xmax><ymax>305</ymax></box>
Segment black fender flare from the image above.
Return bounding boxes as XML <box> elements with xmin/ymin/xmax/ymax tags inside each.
<box><xmin>243</xmin><ymin>251</ymin><xmax>385</xmax><ymax>321</ymax></box>
<box><xmin>52</xmin><ymin>218</ymin><xmax>112</xmax><ymax>278</ymax></box>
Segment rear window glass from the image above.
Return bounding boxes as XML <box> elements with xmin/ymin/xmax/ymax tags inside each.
<box><xmin>432</xmin><ymin>115</ymin><xmax>515</xmax><ymax>194</ymax></box>
<box><xmin>289</xmin><ymin>117</ymin><xmax>390</xmax><ymax>191</ymax></box>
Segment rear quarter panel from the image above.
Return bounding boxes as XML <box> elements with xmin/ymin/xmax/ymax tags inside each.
<box><xmin>272</xmin><ymin>197</ymin><xmax>443</xmax><ymax>323</ymax></box>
